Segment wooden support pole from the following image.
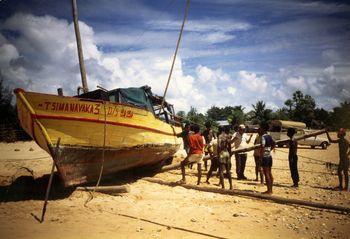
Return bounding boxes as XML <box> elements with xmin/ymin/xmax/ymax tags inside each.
<box><xmin>277</xmin><ymin>129</ymin><xmax>327</xmax><ymax>145</ymax></box>
<box><xmin>40</xmin><ymin>137</ymin><xmax>61</xmax><ymax>223</ymax></box>
<box><xmin>76</xmin><ymin>185</ymin><xmax>130</xmax><ymax>196</ymax></box>
<box><xmin>71</xmin><ymin>0</ymin><xmax>89</xmax><ymax>93</ymax></box>
<box><xmin>143</xmin><ymin>177</ymin><xmax>350</xmax><ymax>214</ymax></box>
<box><xmin>231</xmin><ymin>129</ymin><xmax>327</xmax><ymax>154</ymax></box>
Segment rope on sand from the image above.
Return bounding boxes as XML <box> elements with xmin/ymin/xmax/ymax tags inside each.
<box><xmin>84</xmin><ymin>102</ymin><xmax>107</xmax><ymax>206</ymax></box>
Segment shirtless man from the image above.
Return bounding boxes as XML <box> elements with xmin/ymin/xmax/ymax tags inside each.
<box><xmin>218</xmin><ymin>126</ymin><xmax>233</xmax><ymax>189</ymax></box>
<box><xmin>326</xmin><ymin>128</ymin><xmax>350</xmax><ymax>191</ymax></box>
<box><xmin>202</xmin><ymin>122</ymin><xmax>215</xmax><ymax>171</ymax></box>
<box><xmin>176</xmin><ymin>123</ymin><xmax>191</xmax><ymax>155</ymax></box>
<box><xmin>253</xmin><ymin>128</ymin><xmax>264</xmax><ymax>184</ymax></box>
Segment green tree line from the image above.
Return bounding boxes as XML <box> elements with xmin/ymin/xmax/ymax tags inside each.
<box><xmin>177</xmin><ymin>90</ymin><xmax>350</xmax><ymax>130</ymax></box>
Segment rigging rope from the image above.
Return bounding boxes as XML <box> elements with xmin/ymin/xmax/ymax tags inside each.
<box><xmin>122</xmin><ymin>0</ymin><xmax>177</xmax><ymax>52</ymax></box>
<box><xmin>274</xmin><ymin>148</ymin><xmax>331</xmax><ymax>164</ymax></box>
<box><xmin>160</xmin><ymin>0</ymin><xmax>190</xmax><ymax>110</ymax></box>
<box><xmin>85</xmin><ymin>102</ymin><xmax>107</xmax><ymax>206</ymax></box>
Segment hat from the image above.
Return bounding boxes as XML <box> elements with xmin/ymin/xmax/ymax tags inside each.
<box><xmin>239</xmin><ymin>124</ymin><xmax>245</xmax><ymax>129</ymax></box>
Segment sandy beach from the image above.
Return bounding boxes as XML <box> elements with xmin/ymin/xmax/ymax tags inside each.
<box><xmin>0</xmin><ymin>133</ymin><xmax>349</xmax><ymax>239</ymax></box>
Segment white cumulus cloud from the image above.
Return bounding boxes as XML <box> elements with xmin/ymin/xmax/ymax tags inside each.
<box><xmin>238</xmin><ymin>70</ymin><xmax>268</xmax><ymax>92</ymax></box>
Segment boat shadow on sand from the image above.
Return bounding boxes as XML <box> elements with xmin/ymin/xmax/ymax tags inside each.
<box><xmin>0</xmin><ymin>165</ymin><xmax>160</xmax><ymax>202</ymax></box>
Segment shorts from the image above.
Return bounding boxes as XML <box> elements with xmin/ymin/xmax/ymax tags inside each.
<box><xmin>183</xmin><ymin>154</ymin><xmax>204</xmax><ymax>164</ymax></box>
<box><xmin>262</xmin><ymin>156</ymin><xmax>272</xmax><ymax>168</ymax></box>
<box><xmin>219</xmin><ymin>150</ymin><xmax>231</xmax><ymax>164</ymax></box>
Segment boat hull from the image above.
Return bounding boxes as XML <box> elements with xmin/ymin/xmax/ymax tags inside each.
<box><xmin>14</xmin><ymin>89</ymin><xmax>181</xmax><ymax>187</ymax></box>
<box><xmin>58</xmin><ymin>144</ymin><xmax>177</xmax><ymax>186</ymax></box>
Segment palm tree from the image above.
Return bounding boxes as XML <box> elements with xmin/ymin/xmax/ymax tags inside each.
<box><xmin>251</xmin><ymin>100</ymin><xmax>272</xmax><ymax>124</ymax></box>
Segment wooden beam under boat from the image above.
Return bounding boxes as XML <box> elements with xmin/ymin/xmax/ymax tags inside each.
<box><xmin>143</xmin><ymin>177</ymin><xmax>350</xmax><ymax>214</ymax></box>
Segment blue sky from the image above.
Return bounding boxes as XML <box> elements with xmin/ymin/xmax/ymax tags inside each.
<box><xmin>0</xmin><ymin>0</ymin><xmax>349</xmax><ymax>113</ymax></box>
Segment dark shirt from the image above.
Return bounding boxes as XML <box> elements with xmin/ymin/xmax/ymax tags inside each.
<box><xmin>177</xmin><ymin>130</ymin><xmax>190</xmax><ymax>150</ymax></box>
<box><xmin>262</xmin><ymin>134</ymin><xmax>274</xmax><ymax>158</ymax></box>
<box><xmin>288</xmin><ymin>139</ymin><xmax>298</xmax><ymax>158</ymax></box>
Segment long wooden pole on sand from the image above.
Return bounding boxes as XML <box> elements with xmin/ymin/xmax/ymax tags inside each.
<box><xmin>40</xmin><ymin>137</ymin><xmax>61</xmax><ymax>223</ymax></box>
<box><xmin>143</xmin><ymin>177</ymin><xmax>350</xmax><ymax>214</ymax></box>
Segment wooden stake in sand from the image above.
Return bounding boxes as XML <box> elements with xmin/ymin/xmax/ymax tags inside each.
<box><xmin>40</xmin><ymin>137</ymin><xmax>61</xmax><ymax>223</ymax></box>
<box><xmin>231</xmin><ymin>129</ymin><xmax>327</xmax><ymax>155</ymax></box>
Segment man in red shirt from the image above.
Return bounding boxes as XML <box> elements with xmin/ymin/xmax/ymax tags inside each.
<box><xmin>179</xmin><ymin>124</ymin><xmax>204</xmax><ymax>185</ymax></box>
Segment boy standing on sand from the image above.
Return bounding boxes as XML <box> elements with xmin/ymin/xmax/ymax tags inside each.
<box><xmin>253</xmin><ymin>128</ymin><xmax>264</xmax><ymax>184</ymax></box>
<box><xmin>205</xmin><ymin>126</ymin><xmax>220</xmax><ymax>184</ymax></box>
<box><xmin>287</xmin><ymin>128</ymin><xmax>299</xmax><ymax>187</ymax></box>
<box><xmin>326</xmin><ymin>128</ymin><xmax>350</xmax><ymax>191</ymax></box>
<box><xmin>260</xmin><ymin>123</ymin><xmax>275</xmax><ymax>194</ymax></box>
<box><xmin>179</xmin><ymin>124</ymin><xmax>204</xmax><ymax>185</ymax></box>
<box><xmin>218</xmin><ymin>126</ymin><xmax>233</xmax><ymax>190</ymax></box>
<box><xmin>202</xmin><ymin>122</ymin><xmax>215</xmax><ymax>171</ymax></box>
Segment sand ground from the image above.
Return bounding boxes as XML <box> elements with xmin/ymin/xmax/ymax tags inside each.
<box><xmin>0</xmin><ymin>133</ymin><xmax>349</xmax><ymax>239</ymax></box>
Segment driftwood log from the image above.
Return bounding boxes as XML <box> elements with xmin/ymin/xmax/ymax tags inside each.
<box><xmin>76</xmin><ymin>185</ymin><xmax>130</xmax><ymax>195</ymax></box>
<box><xmin>161</xmin><ymin>163</ymin><xmax>181</xmax><ymax>172</ymax></box>
<box><xmin>143</xmin><ymin>177</ymin><xmax>350</xmax><ymax>214</ymax></box>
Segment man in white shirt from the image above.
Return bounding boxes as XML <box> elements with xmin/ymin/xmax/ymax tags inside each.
<box><xmin>231</xmin><ymin>124</ymin><xmax>253</xmax><ymax>180</ymax></box>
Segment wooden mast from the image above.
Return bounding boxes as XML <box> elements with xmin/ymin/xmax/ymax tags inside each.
<box><xmin>71</xmin><ymin>0</ymin><xmax>89</xmax><ymax>93</ymax></box>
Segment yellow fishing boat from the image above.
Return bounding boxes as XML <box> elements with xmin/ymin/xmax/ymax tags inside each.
<box><xmin>15</xmin><ymin>86</ymin><xmax>182</xmax><ymax>186</ymax></box>
<box><xmin>13</xmin><ymin>0</ymin><xmax>190</xmax><ymax>188</ymax></box>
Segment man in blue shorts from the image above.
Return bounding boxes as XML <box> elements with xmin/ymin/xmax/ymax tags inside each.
<box><xmin>260</xmin><ymin>123</ymin><xmax>275</xmax><ymax>194</ymax></box>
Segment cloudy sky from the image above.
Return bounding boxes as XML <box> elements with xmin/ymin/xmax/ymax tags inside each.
<box><xmin>0</xmin><ymin>0</ymin><xmax>349</xmax><ymax>113</ymax></box>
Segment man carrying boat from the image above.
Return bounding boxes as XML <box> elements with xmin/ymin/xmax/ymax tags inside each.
<box><xmin>179</xmin><ymin>124</ymin><xmax>204</xmax><ymax>185</ymax></box>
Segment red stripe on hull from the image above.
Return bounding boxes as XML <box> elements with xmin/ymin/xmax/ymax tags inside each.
<box><xmin>31</xmin><ymin>114</ymin><xmax>176</xmax><ymax>136</ymax></box>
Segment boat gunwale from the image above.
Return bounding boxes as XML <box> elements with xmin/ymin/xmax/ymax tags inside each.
<box><xmin>32</xmin><ymin>113</ymin><xmax>178</xmax><ymax>137</ymax></box>
<box><xmin>14</xmin><ymin>88</ymin><xmax>181</xmax><ymax>130</ymax></box>
<box><xmin>15</xmin><ymin>88</ymin><xmax>154</xmax><ymax>114</ymax></box>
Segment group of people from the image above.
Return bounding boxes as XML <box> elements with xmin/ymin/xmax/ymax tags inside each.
<box><xmin>177</xmin><ymin>122</ymin><xmax>350</xmax><ymax>194</ymax></box>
